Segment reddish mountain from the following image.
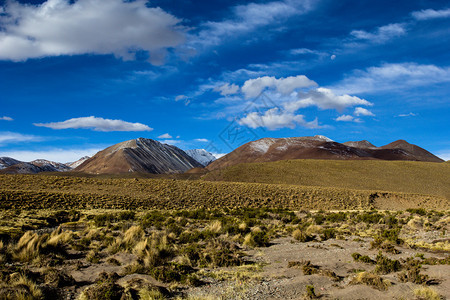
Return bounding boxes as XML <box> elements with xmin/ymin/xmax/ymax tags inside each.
<box><xmin>76</xmin><ymin>138</ymin><xmax>202</xmax><ymax>174</ymax></box>
<box><xmin>206</xmin><ymin>136</ymin><xmax>443</xmax><ymax>171</ymax></box>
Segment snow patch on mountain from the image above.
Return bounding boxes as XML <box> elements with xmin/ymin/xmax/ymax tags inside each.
<box><xmin>67</xmin><ymin>156</ymin><xmax>90</xmax><ymax>169</ymax></box>
<box><xmin>185</xmin><ymin>149</ymin><xmax>217</xmax><ymax>166</ymax></box>
<box><xmin>249</xmin><ymin>138</ymin><xmax>276</xmax><ymax>154</ymax></box>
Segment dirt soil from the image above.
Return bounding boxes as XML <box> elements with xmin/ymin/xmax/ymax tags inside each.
<box><xmin>186</xmin><ymin>237</ymin><xmax>449</xmax><ymax>300</ymax></box>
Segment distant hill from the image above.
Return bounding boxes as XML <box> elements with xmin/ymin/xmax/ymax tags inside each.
<box><xmin>0</xmin><ymin>157</ymin><xmax>21</xmax><ymax>169</ymax></box>
<box><xmin>207</xmin><ymin>136</ymin><xmax>443</xmax><ymax>171</ymax></box>
<box><xmin>67</xmin><ymin>156</ymin><xmax>90</xmax><ymax>169</ymax></box>
<box><xmin>185</xmin><ymin>149</ymin><xmax>216</xmax><ymax>166</ymax></box>
<box><xmin>76</xmin><ymin>138</ymin><xmax>202</xmax><ymax>174</ymax></box>
<box><xmin>0</xmin><ymin>158</ymin><xmax>71</xmax><ymax>174</ymax></box>
<box><xmin>204</xmin><ymin>159</ymin><xmax>450</xmax><ymax>199</ymax></box>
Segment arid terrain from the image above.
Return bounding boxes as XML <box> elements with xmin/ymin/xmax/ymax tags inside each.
<box><xmin>0</xmin><ymin>170</ymin><xmax>448</xmax><ymax>299</ymax></box>
<box><xmin>0</xmin><ymin>207</ymin><xmax>448</xmax><ymax>299</ymax></box>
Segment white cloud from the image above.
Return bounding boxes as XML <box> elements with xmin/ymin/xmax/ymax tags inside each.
<box><xmin>193</xmin><ymin>0</ymin><xmax>315</xmax><ymax>47</ymax></box>
<box><xmin>159</xmin><ymin>139</ymin><xmax>180</xmax><ymax>145</ymax></box>
<box><xmin>350</xmin><ymin>23</ymin><xmax>406</xmax><ymax>43</ymax></box>
<box><xmin>34</xmin><ymin>116</ymin><xmax>152</xmax><ymax>132</ymax></box>
<box><xmin>335</xmin><ymin>115</ymin><xmax>354</xmax><ymax>122</ymax></box>
<box><xmin>398</xmin><ymin>112</ymin><xmax>417</xmax><ymax>117</ymax></box>
<box><xmin>195</xmin><ymin>138</ymin><xmax>209</xmax><ymax>142</ymax></box>
<box><xmin>0</xmin><ymin>132</ymin><xmax>43</xmax><ymax>145</ymax></box>
<box><xmin>412</xmin><ymin>8</ymin><xmax>450</xmax><ymax>20</ymax></box>
<box><xmin>241</xmin><ymin>75</ymin><xmax>317</xmax><ymax>98</ymax></box>
<box><xmin>354</xmin><ymin>107</ymin><xmax>375</xmax><ymax>116</ymax></box>
<box><xmin>158</xmin><ymin>133</ymin><xmax>172</xmax><ymax>139</ymax></box>
<box><xmin>238</xmin><ymin>108</ymin><xmax>322</xmax><ymax>130</ymax></box>
<box><xmin>0</xmin><ymin>147</ymin><xmax>101</xmax><ymax>163</ymax></box>
<box><xmin>331</xmin><ymin>63</ymin><xmax>450</xmax><ymax>95</ymax></box>
<box><xmin>0</xmin><ymin>0</ymin><xmax>184</xmax><ymax>63</ymax></box>
<box><xmin>175</xmin><ymin>95</ymin><xmax>187</xmax><ymax>101</ymax></box>
<box><xmin>335</xmin><ymin>115</ymin><xmax>362</xmax><ymax>123</ymax></box>
<box><xmin>214</xmin><ymin>83</ymin><xmax>239</xmax><ymax>96</ymax></box>
<box><xmin>285</xmin><ymin>87</ymin><xmax>372</xmax><ymax>112</ymax></box>
<box><xmin>0</xmin><ymin>116</ymin><xmax>13</xmax><ymax>121</ymax></box>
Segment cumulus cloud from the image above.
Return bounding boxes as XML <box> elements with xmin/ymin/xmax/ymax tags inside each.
<box><xmin>0</xmin><ymin>116</ymin><xmax>13</xmax><ymax>121</ymax></box>
<box><xmin>214</xmin><ymin>83</ymin><xmax>239</xmax><ymax>96</ymax></box>
<box><xmin>34</xmin><ymin>116</ymin><xmax>152</xmax><ymax>132</ymax></box>
<box><xmin>331</xmin><ymin>63</ymin><xmax>450</xmax><ymax>95</ymax></box>
<box><xmin>241</xmin><ymin>75</ymin><xmax>317</xmax><ymax>98</ymax></box>
<box><xmin>158</xmin><ymin>133</ymin><xmax>172</xmax><ymax>139</ymax></box>
<box><xmin>195</xmin><ymin>138</ymin><xmax>209</xmax><ymax>142</ymax></box>
<box><xmin>335</xmin><ymin>115</ymin><xmax>362</xmax><ymax>123</ymax></box>
<box><xmin>354</xmin><ymin>107</ymin><xmax>375</xmax><ymax>116</ymax></box>
<box><xmin>193</xmin><ymin>0</ymin><xmax>315</xmax><ymax>47</ymax></box>
<box><xmin>0</xmin><ymin>132</ymin><xmax>43</xmax><ymax>145</ymax></box>
<box><xmin>412</xmin><ymin>8</ymin><xmax>450</xmax><ymax>20</ymax></box>
<box><xmin>0</xmin><ymin>147</ymin><xmax>102</xmax><ymax>163</ymax></box>
<box><xmin>284</xmin><ymin>87</ymin><xmax>372</xmax><ymax>112</ymax></box>
<box><xmin>0</xmin><ymin>0</ymin><xmax>185</xmax><ymax>63</ymax></box>
<box><xmin>238</xmin><ymin>108</ymin><xmax>322</xmax><ymax>130</ymax></box>
<box><xmin>350</xmin><ymin>23</ymin><xmax>406</xmax><ymax>43</ymax></box>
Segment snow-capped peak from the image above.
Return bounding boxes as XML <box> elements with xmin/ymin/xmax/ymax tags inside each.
<box><xmin>312</xmin><ymin>135</ymin><xmax>334</xmax><ymax>142</ymax></box>
<box><xmin>185</xmin><ymin>149</ymin><xmax>217</xmax><ymax>166</ymax></box>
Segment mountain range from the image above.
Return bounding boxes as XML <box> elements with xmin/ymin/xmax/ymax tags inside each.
<box><xmin>0</xmin><ymin>136</ymin><xmax>444</xmax><ymax>175</ymax></box>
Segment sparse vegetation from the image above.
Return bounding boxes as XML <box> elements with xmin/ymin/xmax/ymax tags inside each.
<box><xmin>0</xmin><ymin>173</ymin><xmax>448</xmax><ymax>299</ymax></box>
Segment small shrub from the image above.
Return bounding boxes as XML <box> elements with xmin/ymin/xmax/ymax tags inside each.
<box><xmin>292</xmin><ymin>229</ymin><xmax>314</xmax><ymax>242</ymax></box>
<box><xmin>305</xmin><ymin>285</ymin><xmax>318</xmax><ymax>299</ymax></box>
<box><xmin>374</xmin><ymin>252</ymin><xmax>401</xmax><ymax>274</ymax></box>
<box><xmin>352</xmin><ymin>253</ymin><xmax>376</xmax><ymax>264</ymax></box>
<box><xmin>407</xmin><ymin>208</ymin><xmax>427</xmax><ymax>216</ymax></box>
<box><xmin>320</xmin><ymin>228</ymin><xmax>336</xmax><ymax>241</ymax></box>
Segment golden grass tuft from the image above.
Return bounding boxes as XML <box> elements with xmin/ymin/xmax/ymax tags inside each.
<box><xmin>0</xmin><ymin>273</ymin><xmax>43</xmax><ymax>300</ymax></box>
<box><xmin>350</xmin><ymin>271</ymin><xmax>390</xmax><ymax>291</ymax></box>
<box><xmin>414</xmin><ymin>287</ymin><xmax>441</xmax><ymax>300</ymax></box>
<box><xmin>138</xmin><ymin>288</ymin><xmax>165</xmax><ymax>300</ymax></box>
<box><xmin>207</xmin><ymin>220</ymin><xmax>222</xmax><ymax>233</ymax></box>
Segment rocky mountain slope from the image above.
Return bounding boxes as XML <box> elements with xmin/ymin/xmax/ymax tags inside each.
<box><xmin>0</xmin><ymin>157</ymin><xmax>21</xmax><ymax>169</ymax></box>
<box><xmin>207</xmin><ymin>135</ymin><xmax>443</xmax><ymax>171</ymax></box>
<box><xmin>76</xmin><ymin>138</ymin><xmax>202</xmax><ymax>174</ymax></box>
<box><xmin>185</xmin><ymin>149</ymin><xmax>216</xmax><ymax>166</ymax></box>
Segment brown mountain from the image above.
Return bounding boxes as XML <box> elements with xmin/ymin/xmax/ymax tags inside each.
<box><xmin>206</xmin><ymin>136</ymin><xmax>443</xmax><ymax>171</ymax></box>
<box><xmin>76</xmin><ymin>138</ymin><xmax>202</xmax><ymax>174</ymax></box>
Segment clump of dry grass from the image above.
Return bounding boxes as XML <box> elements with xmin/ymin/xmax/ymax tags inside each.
<box><xmin>350</xmin><ymin>271</ymin><xmax>390</xmax><ymax>291</ymax></box>
<box><xmin>288</xmin><ymin>260</ymin><xmax>340</xmax><ymax>281</ymax></box>
<box><xmin>0</xmin><ymin>273</ymin><xmax>43</xmax><ymax>300</ymax></box>
<box><xmin>414</xmin><ymin>287</ymin><xmax>441</xmax><ymax>300</ymax></box>
<box><xmin>108</xmin><ymin>225</ymin><xmax>145</xmax><ymax>254</ymax></box>
<box><xmin>13</xmin><ymin>231</ymin><xmax>47</xmax><ymax>262</ymax></box>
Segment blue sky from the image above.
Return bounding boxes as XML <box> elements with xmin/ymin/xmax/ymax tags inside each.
<box><xmin>0</xmin><ymin>0</ymin><xmax>449</xmax><ymax>162</ymax></box>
